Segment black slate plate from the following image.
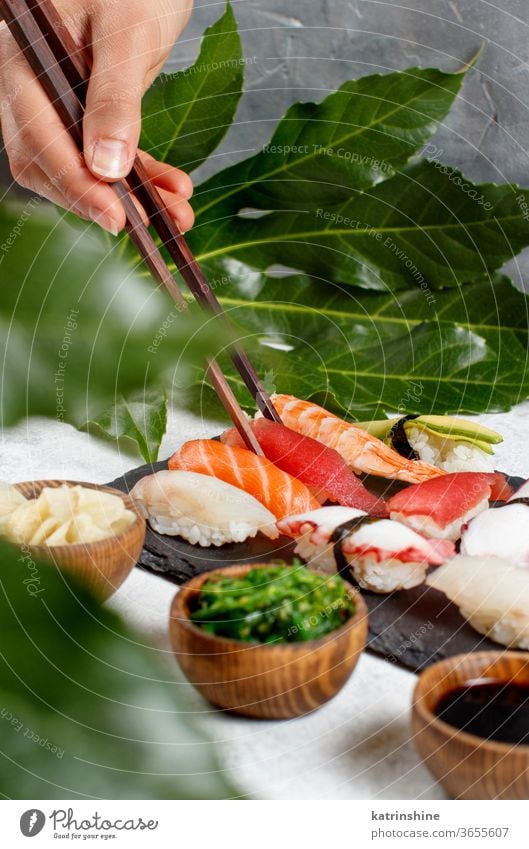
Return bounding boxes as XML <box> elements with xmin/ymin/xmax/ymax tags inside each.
<box><xmin>108</xmin><ymin>461</ymin><xmax>525</xmax><ymax>673</ymax></box>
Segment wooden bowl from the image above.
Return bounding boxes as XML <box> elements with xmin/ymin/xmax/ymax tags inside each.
<box><xmin>412</xmin><ymin>651</ymin><xmax>529</xmax><ymax>799</ymax></box>
<box><xmin>169</xmin><ymin>563</ymin><xmax>368</xmax><ymax>719</ymax></box>
<box><xmin>14</xmin><ymin>479</ymin><xmax>145</xmax><ymax>600</ymax></box>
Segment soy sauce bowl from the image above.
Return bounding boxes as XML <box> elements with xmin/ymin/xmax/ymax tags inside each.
<box><xmin>169</xmin><ymin>563</ymin><xmax>368</xmax><ymax>719</ymax></box>
<box><xmin>412</xmin><ymin>651</ymin><xmax>529</xmax><ymax>799</ymax></box>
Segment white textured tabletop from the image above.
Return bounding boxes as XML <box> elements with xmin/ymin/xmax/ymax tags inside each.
<box><xmin>2</xmin><ymin>402</ymin><xmax>528</xmax><ymax>800</ymax></box>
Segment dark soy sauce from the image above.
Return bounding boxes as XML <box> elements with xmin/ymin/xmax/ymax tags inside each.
<box><xmin>435</xmin><ymin>679</ymin><xmax>529</xmax><ymax>745</ymax></box>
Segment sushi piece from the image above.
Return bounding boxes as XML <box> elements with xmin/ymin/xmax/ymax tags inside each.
<box><xmin>277</xmin><ymin>506</ymin><xmax>454</xmax><ymax>592</ymax></box>
<box><xmin>168</xmin><ymin>439</ymin><xmax>319</xmax><ymax>520</ymax></box>
<box><xmin>278</xmin><ymin>506</ymin><xmax>363</xmax><ymax>558</ymax></box>
<box><xmin>221</xmin><ymin>418</ymin><xmax>387</xmax><ymax>516</ymax></box>
<box><xmin>387</xmin><ymin>472</ymin><xmax>512</xmax><ymax>541</ymax></box>
<box><xmin>351</xmin><ymin>414</ymin><xmax>502</xmax><ymax>473</ymax></box>
<box><xmin>427</xmin><ymin>555</ymin><xmax>529</xmax><ymax>649</ymax></box>
<box><xmin>130</xmin><ymin>470</ymin><xmax>278</xmax><ymax>546</ymax></box>
<box><xmin>459</xmin><ymin>478</ymin><xmax>529</xmax><ymax>566</ymax></box>
<box><xmin>271</xmin><ymin>394</ymin><xmax>444</xmax><ymax>483</ymax></box>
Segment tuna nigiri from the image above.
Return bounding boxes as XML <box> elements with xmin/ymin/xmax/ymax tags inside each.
<box><xmin>387</xmin><ymin>472</ymin><xmax>513</xmax><ymax>541</ymax></box>
<box><xmin>168</xmin><ymin>439</ymin><xmax>319</xmax><ymax>520</ymax></box>
<box><xmin>221</xmin><ymin>418</ymin><xmax>387</xmax><ymax>516</ymax></box>
<box><xmin>278</xmin><ymin>506</ymin><xmax>455</xmax><ymax>593</ymax></box>
<box><xmin>271</xmin><ymin>394</ymin><xmax>444</xmax><ymax>483</ymax></box>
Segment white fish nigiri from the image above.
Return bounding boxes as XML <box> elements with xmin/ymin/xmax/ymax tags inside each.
<box><xmin>427</xmin><ymin>555</ymin><xmax>529</xmax><ymax>649</ymax></box>
<box><xmin>130</xmin><ymin>470</ymin><xmax>278</xmax><ymax>547</ymax></box>
<box><xmin>278</xmin><ymin>506</ymin><xmax>454</xmax><ymax>593</ymax></box>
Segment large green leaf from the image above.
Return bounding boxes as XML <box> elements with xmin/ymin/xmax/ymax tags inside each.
<box><xmin>0</xmin><ymin>204</ymin><xmax>231</xmax><ymax>427</ymax></box>
<box><xmin>82</xmin><ymin>386</ymin><xmax>168</xmax><ymax>462</ymax></box>
<box><xmin>140</xmin><ymin>2</ymin><xmax>243</xmax><ymax>171</ymax></box>
<box><xmin>0</xmin><ymin>539</ymin><xmax>234</xmax><ymax>799</ymax></box>
<box><xmin>202</xmin><ymin>270</ymin><xmax>529</xmax><ymax>416</ymax></box>
<box><xmin>191</xmin><ymin>162</ymin><xmax>529</xmax><ymax>290</ymax></box>
<box><xmin>7</xmin><ymin>0</ymin><xmax>529</xmax><ymax>799</ymax></box>
<box><xmin>193</xmin><ymin>66</ymin><xmax>465</xmax><ymax>218</ymax></box>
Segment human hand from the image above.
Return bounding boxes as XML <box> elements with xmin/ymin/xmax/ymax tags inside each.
<box><xmin>0</xmin><ymin>0</ymin><xmax>194</xmax><ymax>235</ymax></box>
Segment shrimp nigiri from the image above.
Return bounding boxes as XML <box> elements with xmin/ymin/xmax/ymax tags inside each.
<box><xmin>271</xmin><ymin>395</ymin><xmax>445</xmax><ymax>483</ymax></box>
<box><xmin>168</xmin><ymin>439</ymin><xmax>319</xmax><ymax>520</ymax></box>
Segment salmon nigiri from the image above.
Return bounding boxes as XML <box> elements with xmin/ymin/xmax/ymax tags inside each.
<box><xmin>221</xmin><ymin>419</ymin><xmax>387</xmax><ymax>516</ymax></box>
<box><xmin>168</xmin><ymin>439</ymin><xmax>319</xmax><ymax>520</ymax></box>
<box><xmin>272</xmin><ymin>395</ymin><xmax>445</xmax><ymax>483</ymax></box>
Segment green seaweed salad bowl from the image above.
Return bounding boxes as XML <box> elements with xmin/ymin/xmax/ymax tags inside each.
<box><xmin>169</xmin><ymin>562</ymin><xmax>368</xmax><ymax>719</ymax></box>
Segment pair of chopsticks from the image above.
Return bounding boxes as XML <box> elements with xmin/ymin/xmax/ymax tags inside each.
<box><xmin>0</xmin><ymin>0</ymin><xmax>281</xmax><ymax>454</ymax></box>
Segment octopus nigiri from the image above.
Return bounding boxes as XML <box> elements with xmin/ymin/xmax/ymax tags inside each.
<box><xmin>168</xmin><ymin>439</ymin><xmax>319</xmax><ymax>520</ymax></box>
<box><xmin>277</xmin><ymin>506</ymin><xmax>454</xmax><ymax>593</ymax></box>
<box><xmin>221</xmin><ymin>418</ymin><xmax>387</xmax><ymax>516</ymax></box>
<box><xmin>130</xmin><ymin>470</ymin><xmax>278</xmax><ymax>546</ymax></box>
<box><xmin>271</xmin><ymin>395</ymin><xmax>444</xmax><ymax>483</ymax></box>
<box><xmin>459</xmin><ymin>477</ymin><xmax>529</xmax><ymax>566</ymax></box>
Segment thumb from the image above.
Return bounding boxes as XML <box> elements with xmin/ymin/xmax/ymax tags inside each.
<box><xmin>83</xmin><ymin>25</ymin><xmax>152</xmax><ymax>181</ymax></box>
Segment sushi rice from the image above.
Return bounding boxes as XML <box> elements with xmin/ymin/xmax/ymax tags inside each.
<box><xmin>407</xmin><ymin>426</ymin><xmax>495</xmax><ymax>473</ymax></box>
<box><xmin>345</xmin><ymin>554</ymin><xmax>431</xmax><ymax>593</ymax></box>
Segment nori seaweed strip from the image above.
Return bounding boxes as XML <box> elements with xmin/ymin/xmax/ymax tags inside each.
<box><xmin>330</xmin><ymin>515</ymin><xmax>381</xmax><ymax>582</ymax></box>
<box><xmin>389</xmin><ymin>414</ymin><xmax>420</xmax><ymax>460</ymax></box>
<box><xmin>496</xmin><ymin>497</ymin><xmax>529</xmax><ymax>508</ymax></box>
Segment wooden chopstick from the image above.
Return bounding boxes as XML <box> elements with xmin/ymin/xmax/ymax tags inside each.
<box><xmin>2</xmin><ymin>0</ymin><xmax>281</xmax><ymax>426</ymax></box>
<box><xmin>0</xmin><ymin>0</ymin><xmax>268</xmax><ymax>454</ymax></box>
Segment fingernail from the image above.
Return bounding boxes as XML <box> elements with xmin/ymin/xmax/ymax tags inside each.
<box><xmin>89</xmin><ymin>208</ymin><xmax>119</xmax><ymax>236</ymax></box>
<box><xmin>89</xmin><ymin>138</ymin><xmax>129</xmax><ymax>179</ymax></box>
<box><xmin>181</xmin><ymin>183</ymin><xmax>193</xmax><ymax>201</ymax></box>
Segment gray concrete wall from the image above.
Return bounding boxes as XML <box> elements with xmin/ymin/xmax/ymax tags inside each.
<box><xmin>175</xmin><ymin>0</ymin><xmax>529</xmax><ymax>185</ymax></box>
<box><xmin>3</xmin><ymin>1</ymin><xmax>529</xmax><ymax>279</ymax></box>
<box><xmin>170</xmin><ymin>0</ymin><xmax>529</xmax><ymax>282</ymax></box>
